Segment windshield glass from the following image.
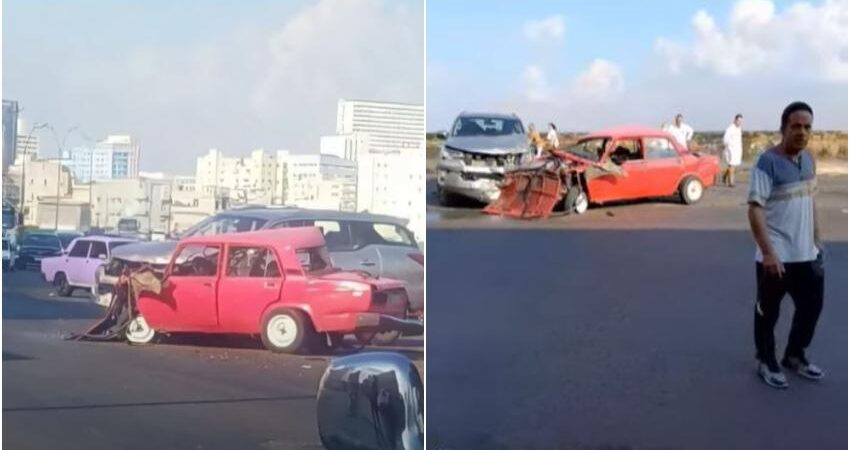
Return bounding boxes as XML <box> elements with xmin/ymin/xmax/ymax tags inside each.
<box><xmin>117</xmin><ymin>219</ymin><xmax>139</xmax><ymax>232</ymax></box>
<box><xmin>22</xmin><ymin>234</ymin><xmax>61</xmax><ymax>249</ymax></box>
<box><xmin>57</xmin><ymin>234</ymin><xmax>81</xmax><ymax>249</ymax></box>
<box><xmin>2</xmin><ymin>210</ymin><xmax>15</xmax><ymax>229</ymax></box>
<box><xmin>297</xmin><ymin>246</ymin><xmax>334</xmax><ymax>275</ymax></box>
<box><xmin>566</xmin><ymin>138</ymin><xmax>609</xmax><ymax>162</ymax></box>
<box><xmin>109</xmin><ymin>241</ymin><xmax>133</xmax><ymax>251</ymax></box>
<box><xmin>182</xmin><ymin>215</ymin><xmax>268</xmax><ymax>238</ymax></box>
<box><xmin>452</xmin><ymin>117</ymin><xmax>524</xmax><ymax>137</ymax></box>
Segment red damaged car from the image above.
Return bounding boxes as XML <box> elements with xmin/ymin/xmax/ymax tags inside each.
<box><xmin>485</xmin><ymin>125</ymin><xmax>720</xmax><ymax>219</ymax></box>
<box><xmin>124</xmin><ymin>228</ymin><xmax>421</xmax><ymax>354</ymax></box>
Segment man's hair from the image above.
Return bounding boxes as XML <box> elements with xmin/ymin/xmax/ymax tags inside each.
<box><xmin>675</xmin><ymin>113</ymin><xmax>683</xmax><ymax>120</ymax></box>
<box><xmin>734</xmin><ymin>114</ymin><xmax>743</xmax><ymax>120</ymax></box>
<box><xmin>780</xmin><ymin>101</ymin><xmax>813</xmax><ymax>131</ymax></box>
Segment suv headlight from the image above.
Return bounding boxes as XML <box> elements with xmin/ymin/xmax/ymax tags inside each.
<box><xmin>441</xmin><ymin>146</ymin><xmax>464</xmax><ymax>160</ymax></box>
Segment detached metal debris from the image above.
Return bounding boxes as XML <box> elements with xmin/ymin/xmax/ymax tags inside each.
<box><xmin>483</xmin><ymin>150</ymin><xmax>624</xmax><ymax>220</ymax></box>
<box><xmin>67</xmin><ymin>267</ymin><xmax>161</xmax><ymax>342</ymax></box>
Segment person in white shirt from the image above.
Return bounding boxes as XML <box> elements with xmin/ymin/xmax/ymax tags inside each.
<box><xmin>722</xmin><ymin>114</ymin><xmax>744</xmax><ymax>187</ymax></box>
<box><xmin>546</xmin><ymin>123</ymin><xmax>560</xmax><ymax>151</ymax></box>
<box><xmin>664</xmin><ymin>113</ymin><xmax>694</xmax><ymax>149</ymax></box>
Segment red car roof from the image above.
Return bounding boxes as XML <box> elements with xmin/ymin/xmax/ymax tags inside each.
<box><xmin>180</xmin><ymin>227</ymin><xmax>325</xmax><ymax>251</ymax></box>
<box><xmin>581</xmin><ymin>125</ymin><xmax>673</xmax><ymax>140</ymax></box>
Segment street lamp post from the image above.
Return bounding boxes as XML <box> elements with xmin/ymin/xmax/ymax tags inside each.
<box><xmin>19</xmin><ymin>122</ymin><xmax>49</xmax><ymax>224</ymax></box>
<box><xmin>48</xmin><ymin>125</ymin><xmax>79</xmax><ymax>230</ymax></box>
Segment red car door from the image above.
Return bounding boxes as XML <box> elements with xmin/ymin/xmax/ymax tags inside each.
<box><xmin>144</xmin><ymin>244</ymin><xmax>221</xmax><ymax>331</ymax></box>
<box><xmin>217</xmin><ymin>245</ymin><xmax>283</xmax><ymax>333</ymax></box>
<box><xmin>587</xmin><ymin>139</ymin><xmax>655</xmax><ymax>202</ymax></box>
<box><xmin>643</xmin><ymin>137</ymin><xmax>686</xmax><ymax>196</ymax></box>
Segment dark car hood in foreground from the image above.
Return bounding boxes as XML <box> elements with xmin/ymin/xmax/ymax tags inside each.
<box><xmin>109</xmin><ymin>240</ymin><xmax>178</xmax><ymax>265</ymax></box>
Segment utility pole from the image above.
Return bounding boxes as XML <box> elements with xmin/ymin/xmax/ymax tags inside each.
<box><xmin>49</xmin><ymin>125</ymin><xmax>78</xmax><ymax>230</ymax></box>
<box><xmin>19</xmin><ymin>122</ymin><xmax>49</xmax><ymax>224</ymax></box>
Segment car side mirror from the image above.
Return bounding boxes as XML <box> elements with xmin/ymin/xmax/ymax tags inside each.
<box><xmin>436</xmin><ymin>130</ymin><xmax>448</xmax><ymax>140</ymax></box>
<box><xmin>317</xmin><ymin>352</ymin><xmax>423</xmax><ymax>450</ymax></box>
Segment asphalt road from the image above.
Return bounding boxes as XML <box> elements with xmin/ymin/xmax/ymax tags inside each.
<box><xmin>2</xmin><ymin>271</ymin><xmax>423</xmax><ymax>450</ymax></box>
<box><xmin>426</xmin><ymin>175</ymin><xmax>848</xmax><ymax>449</ymax></box>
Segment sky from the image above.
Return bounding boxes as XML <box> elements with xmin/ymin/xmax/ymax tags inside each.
<box><xmin>3</xmin><ymin>0</ymin><xmax>424</xmax><ymax>174</ymax></box>
<box><xmin>427</xmin><ymin>0</ymin><xmax>848</xmax><ymax>133</ymax></box>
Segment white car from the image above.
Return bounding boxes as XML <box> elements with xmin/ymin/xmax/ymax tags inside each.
<box><xmin>2</xmin><ymin>238</ymin><xmax>15</xmax><ymax>272</ymax></box>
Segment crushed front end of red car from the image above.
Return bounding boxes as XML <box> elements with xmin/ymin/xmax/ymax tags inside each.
<box><xmin>483</xmin><ymin>150</ymin><xmax>624</xmax><ymax>219</ymax></box>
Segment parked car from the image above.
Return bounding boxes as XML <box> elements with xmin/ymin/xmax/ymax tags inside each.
<box><xmin>2</xmin><ymin>237</ymin><xmax>15</xmax><ymax>272</ymax></box>
<box><xmin>124</xmin><ymin>228</ymin><xmax>422</xmax><ymax>354</ymax></box>
<box><xmin>98</xmin><ymin>208</ymin><xmax>424</xmax><ymax>317</ymax></box>
<box><xmin>15</xmin><ymin>231</ymin><xmax>65</xmax><ymax>270</ymax></box>
<box><xmin>436</xmin><ymin>112</ymin><xmax>531</xmax><ymax>204</ymax></box>
<box><xmin>41</xmin><ymin>235</ymin><xmax>136</xmax><ymax>297</ymax></box>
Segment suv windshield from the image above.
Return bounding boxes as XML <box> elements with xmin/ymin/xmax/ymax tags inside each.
<box><xmin>181</xmin><ymin>215</ymin><xmax>268</xmax><ymax>238</ymax></box>
<box><xmin>117</xmin><ymin>219</ymin><xmax>139</xmax><ymax>232</ymax></box>
<box><xmin>2</xmin><ymin>210</ymin><xmax>15</xmax><ymax>229</ymax></box>
<box><xmin>22</xmin><ymin>234</ymin><xmax>61</xmax><ymax>248</ymax></box>
<box><xmin>452</xmin><ymin>117</ymin><xmax>524</xmax><ymax>137</ymax></box>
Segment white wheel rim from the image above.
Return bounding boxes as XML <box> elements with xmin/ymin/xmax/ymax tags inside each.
<box><xmin>267</xmin><ymin>315</ymin><xmax>298</xmax><ymax>348</ymax></box>
<box><xmin>687</xmin><ymin>180</ymin><xmax>703</xmax><ymax>200</ymax></box>
<box><xmin>575</xmin><ymin>193</ymin><xmax>589</xmax><ymax>214</ymax></box>
<box><xmin>127</xmin><ymin>316</ymin><xmax>154</xmax><ymax>343</ymax></box>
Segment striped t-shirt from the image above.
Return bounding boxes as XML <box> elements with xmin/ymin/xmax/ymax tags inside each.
<box><xmin>747</xmin><ymin>148</ymin><xmax>818</xmax><ymax>263</ymax></box>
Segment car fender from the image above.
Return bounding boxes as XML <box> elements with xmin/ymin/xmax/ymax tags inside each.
<box><xmin>260</xmin><ymin>302</ymin><xmax>317</xmax><ymax>330</ymax></box>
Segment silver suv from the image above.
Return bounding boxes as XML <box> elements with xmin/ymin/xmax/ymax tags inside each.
<box><xmin>436</xmin><ymin>112</ymin><xmax>531</xmax><ymax>204</ymax></box>
<box><xmin>97</xmin><ymin>208</ymin><xmax>424</xmax><ymax>315</ymax></box>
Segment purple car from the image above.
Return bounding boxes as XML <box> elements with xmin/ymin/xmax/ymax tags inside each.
<box><xmin>41</xmin><ymin>236</ymin><xmax>136</xmax><ymax>298</ymax></box>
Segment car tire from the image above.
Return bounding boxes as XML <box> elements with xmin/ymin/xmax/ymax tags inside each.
<box><xmin>680</xmin><ymin>176</ymin><xmax>704</xmax><ymax>205</ymax></box>
<box><xmin>54</xmin><ymin>272</ymin><xmax>73</xmax><ymax>297</ymax></box>
<box><xmin>261</xmin><ymin>308</ymin><xmax>316</xmax><ymax>354</ymax></box>
<box><xmin>437</xmin><ymin>188</ymin><xmax>456</xmax><ymax>207</ymax></box>
<box><xmin>126</xmin><ymin>315</ymin><xmax>156</xmax><ymax>345</ymax></box>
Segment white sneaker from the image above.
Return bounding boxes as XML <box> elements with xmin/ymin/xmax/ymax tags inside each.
<box><xmin>782</xmin><ymin>355</ymin><xmax>825</xmax><ymax>381</ymax></box>
<box><xmin>758</xmin><ymin>362</ymin><xmax>789</xmax><ymax>389</ymax></box>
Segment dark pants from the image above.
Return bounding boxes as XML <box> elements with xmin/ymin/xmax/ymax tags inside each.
<box><xmin>754</xmin><ymin>257</ymin><xmax>825</xmax><ymax>364</ymax></box>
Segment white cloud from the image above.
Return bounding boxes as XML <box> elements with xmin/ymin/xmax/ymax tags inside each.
<box><xmin>523</xmin><ymin>15</ymin><xmax>565</xmax><ymax>43</ymax></box>
<box><xmin>655</xmin><ymin>0</ymin><xmax>847</xmax><ymax>81</ymax></box>
<box><xmin>569</xmin><ymin>59</ymin><xmax>625</xmax><ymax>102</ymax></box>
<box><xmin>522</xmin><ymin>65</ymin><xmax>550</xmax><ymax>101</ymax></box>
<box><xmin>28</xmin><ymin>0</ymin><xmax>423</xmax><ymax>172</ymax></box>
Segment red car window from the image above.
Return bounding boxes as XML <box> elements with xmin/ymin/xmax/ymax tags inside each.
<box><xmin>226</xmin><ymin>246</ymin><xmax>281</xmax><ymax>278</ymax></box>
<box><xmin>172</xmin><ymin>244</ymin><xmax>220</xmax><ymax>277</ymax></box>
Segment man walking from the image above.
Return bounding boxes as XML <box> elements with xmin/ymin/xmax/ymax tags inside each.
<box><xmin>722</xmin><ymin>114</ymin><xmax>744</xmax><ymax>187</ymax></box>
<box><xmin>748</xmin><ymin>101</ymin><xmax>824</xmax><ymax>389</ymax></box>
<box><xmin>664</xmin><ymin>113</ymin><xmax>694</xmax><ymax>149</ymax></box>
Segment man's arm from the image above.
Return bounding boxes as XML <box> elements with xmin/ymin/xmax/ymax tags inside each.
<box><xmin>749</xmin><ymin>204</ymin><xmax>784</xmax><ymax>277</ymax></box>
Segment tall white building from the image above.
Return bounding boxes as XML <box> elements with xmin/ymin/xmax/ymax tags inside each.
<box><xmin>195</xmin><ymin>148</ymin><xmax>278</xmax><ymax>204</ymax></box>
<box><xmin>336</xmin><ymin>100</ymin><xmax>424</xmax><ymax>154</ymax></box>
<box><xmin>15</xmin><ymin>134</ymin><xmax>39</xmax><ymax>164</ymax></box>
<box><xmin>284</xmin><ymin>154</ymin><xmax>356</xmax><ymax>212</ymax></box>
<box><xmin>63</xmin><ymin>135</ymin><xmax>140</xmax><ymax>182</ymax></box>
<box><xmin>322</xmin><ymin>99</ymin><xmax>425</xmax><ymax>240</ymax></box>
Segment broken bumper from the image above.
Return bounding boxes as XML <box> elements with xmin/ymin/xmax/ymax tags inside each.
<box><xmin>354</xmin><ymin>313</ymin><xmax>424</xmax><ymax>337</ymax></box>
<box><xmin>437</xmin><ymin>160</ymin><xmax>504</xmax><ymax>203</ymax></box>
